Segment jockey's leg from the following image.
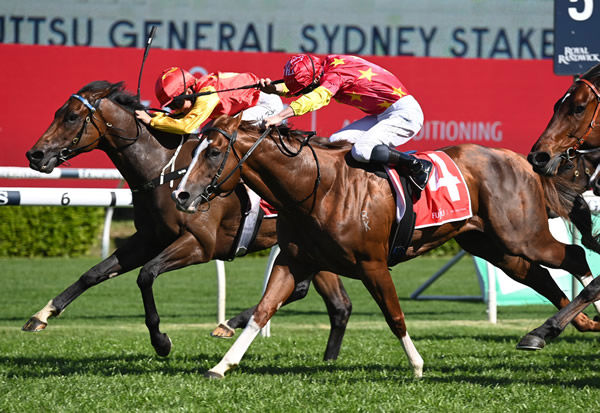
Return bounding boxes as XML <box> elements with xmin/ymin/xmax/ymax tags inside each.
<box><xmin>345</xmin><ymin>96</ymin><xmax>430</xmax><ymax>190</ymax></box>
<box><xmin>369</xmin><ymin>145</ymin><xmax>432</xmax><ymax>191</ymax></box>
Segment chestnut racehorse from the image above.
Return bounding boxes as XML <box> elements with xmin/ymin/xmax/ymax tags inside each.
<box><xmin>517</xmin><ymin>63</ymin><xmax>600</xmax><ymax>351</ymax></box>
<box><xmin>172</xmin><ymin>115</ymin><xmax>600</xmax><ymax>379</ymax></box>
<box><xmin>23</xmin><ymin>81</ymin><xmax>352</xmax><ymax>361</ymax></box>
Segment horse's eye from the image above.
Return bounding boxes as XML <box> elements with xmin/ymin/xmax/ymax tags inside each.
<box><xmin>66</xmin><ymin>113</ymin><xmax>80</xmax><ymax>123</ymax></box>
<box><xmin>208</xmin><ymin>147</ymin><xmax>221</xmax><ymax>158</ymax></box>
<box><xmin>574</xmin><ymin>105</ymin><xmax>586</xmax><ymax>115</ymax></box>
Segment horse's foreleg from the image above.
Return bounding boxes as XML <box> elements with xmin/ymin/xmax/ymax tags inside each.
<box><xmin>206</xmin><ymin>263</ymin><xmax>297</xmax><ymax>379</ymax></box>
<box><xmin>211</xmin><ymin>271</ymin><xmax>352</xmax><ymax>361</ymax></box>
<box><xmin>137</xmin><ymin>232</ymin><xmax>207</xmax><ymax>357</ymax></box>
<box><xmin>211</xmin><ymin>279</ymin><xmax>311</xmax><ymax>336</ymax></box>
<box><xmin>312</xmin><ymin>271</ymin><xmax>352</xmax><ymax>361</ymax></box>
<box><xmin>22</xmin><ymin>232</ymin><xmax>152</xmax><ymax>332</ymax></box>
<box><xmin>360</xmin><ymin>265</ymin><xmax>423</xmax><ymax>378</ymax></box>
<box><xmin>518</xmin><ymin>275</ymin><xmax>600</xmax><ymax>350</ymax></box>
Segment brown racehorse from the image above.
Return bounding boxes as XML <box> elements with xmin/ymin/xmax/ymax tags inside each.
<box><xmin>23</xmin><ymin>81</ymin><xmax>352</xmax><ymax>361</ymax></box>
<box><xmin>517</xmin><ymin>63</ymin><xmax>600</xmax><ymax>351</ymax></box>
<box><xmin>172</xmin><ymin>114</ymin><xmax>600</xmax><ymax>379</ymax></box>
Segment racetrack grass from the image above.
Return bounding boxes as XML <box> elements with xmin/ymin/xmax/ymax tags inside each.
<box><xmin>1</xmin><ymin>254</ymin><xmax>599</xmax><ymax>412</ymax></box>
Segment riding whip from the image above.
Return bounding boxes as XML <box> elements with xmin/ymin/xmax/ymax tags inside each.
<box><xmin>136</xmin><ymin>25</ymin><xmax>158</xmax><ymax>102</ymax></box>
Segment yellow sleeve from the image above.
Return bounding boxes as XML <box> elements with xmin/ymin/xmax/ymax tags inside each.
<box><xmin>150</xmin><ymin>88</ymin><xmax>220</xmax><ymax>134</ymax></box>
<box><xmin>289</xmin><ymin>86</ymin><xmax>333</xmax><ymax>116</ymax></box>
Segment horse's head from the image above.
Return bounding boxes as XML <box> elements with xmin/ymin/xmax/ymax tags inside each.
<box><xmin>172</xmin><ymin>115</ymin><xmax>245</xmax><ymax>213</ymax></box>
<box><xmin>528</xmin><ymin>64</ymin><xmax>600</xmax><ymax>176</ymax></box>
<box><xmin>26</xmin><ymin>81</ymin><xmax>138</xmax><ymax>173</ymax></box>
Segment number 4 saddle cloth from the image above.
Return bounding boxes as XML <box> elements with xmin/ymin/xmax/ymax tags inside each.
<box><xmin>386</xmin><ymin>150</ymin><xmax>473</xmax><ymax>229</ymax></box>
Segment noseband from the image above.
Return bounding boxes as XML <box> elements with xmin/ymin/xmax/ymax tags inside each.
<box><xmin>571</xmin><ymin>78</ymin><xmax>600</xmax><ymax>151</ymax></box>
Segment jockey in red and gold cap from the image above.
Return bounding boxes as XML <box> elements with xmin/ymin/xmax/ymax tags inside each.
<box><xmin>136</xmin><ymin>67</ymin><xmax>283</xmax><ymax>134</ymax></box>
<box><xmin>260</xmin><ymin>54</ymin><xmax>431</xmax><ymax>190</ymax></box>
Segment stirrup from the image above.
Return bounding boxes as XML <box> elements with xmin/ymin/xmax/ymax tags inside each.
<box><xmin>409</xmin><ymin>159</ymin><xmax>432</xmax><ymax>191</ymax></box>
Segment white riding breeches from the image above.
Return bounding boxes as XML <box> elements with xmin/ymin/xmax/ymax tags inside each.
<box><xmin>241</xmin><ymin>92</ymin><xmax>284</xmax><ymax>123</ymax></box>
<box><xmin>329</xmin><ymin>95</ymin><xmax>424</xmax><ymax>163</ymax></box>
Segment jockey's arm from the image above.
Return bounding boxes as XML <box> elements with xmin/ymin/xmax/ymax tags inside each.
<box><xmin>264</xmin><ymin>86</ymin><xmax>333</xmax><ymax>127</ymax></box>
<box><xmin>289</xmin><ymin>86</ymin><xmax>333</xmax><ymax>116</ymax></box>
<box><xmin>150</xmin><ymin>88</ymin><xmax>220</xmax><ymax>134</ymax></box>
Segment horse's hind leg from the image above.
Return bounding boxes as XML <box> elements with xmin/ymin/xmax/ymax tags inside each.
<box><xmin>518</xmin><ymin>276</ymin><xmax>600</xmax><ymax>350</ymax></box>
<box><xmin>456</xmin><ymin>232</ymin><xmax>600</xmax><ymax>332</ymax></box>
<box><xmin>22</xmin><ymin>232</ymin><xmax>154</xmax><ymax>332</ymax></box>
<box><xmin>360</xmin><ymin>265</ymin><xmax>423</xmax><ymax>378</ymax></box>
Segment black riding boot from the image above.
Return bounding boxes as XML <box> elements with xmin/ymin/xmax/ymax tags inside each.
<box><xmin>370</xmin><ymin>144</ymin><xmax>433</xmax><ymax>191</ymax></box>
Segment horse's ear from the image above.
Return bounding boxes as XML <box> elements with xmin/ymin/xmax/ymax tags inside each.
<box><xmin>231</xmin><ymin>112</ymin><xmax>243</xmax><ymax>129</ymax></box>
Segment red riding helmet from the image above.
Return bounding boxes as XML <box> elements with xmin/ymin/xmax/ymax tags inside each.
<box><xmin>155</xmin><ymin>67</ymin><xmax>197</xmax><ymax>107</ymax></box>
<box><xmin>283</xmin><ymin>54</ymin><xmax>323</xmax><ymax>96</ymax></box>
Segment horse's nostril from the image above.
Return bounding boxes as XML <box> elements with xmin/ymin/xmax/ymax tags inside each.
<box><xmin>26</xmin><ymin>150</ymin><xmax>44</xmax><ymax>162</ymax></box>
<box><xmin>528</xmin><ymin>151</ymin><xmax>550</xmax><ymax>167</ymax></box>
<box><xmin>177</xmin><ymin>191</ymin><xmax>190</xmax><ymax>201</ymax></box>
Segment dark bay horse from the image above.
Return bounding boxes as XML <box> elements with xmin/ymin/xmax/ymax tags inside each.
<box><xmin>172</xmin><ymin>115</ymin><xmax>600</xmax><ymax>378</ymax></box>
<box><xmin>517</xmin><ymin>63</ymin><xmax>600</xmax><ymax>350</ymax></box>
<box><xmin>24</xmin><ymin>81</ymin><xmax>352</xmax><ymax>361</ymax></box>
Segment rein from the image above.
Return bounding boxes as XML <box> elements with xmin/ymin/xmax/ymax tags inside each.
<box><xmin>571</xmin><ymin>78</ymin><xmax>600</xmax><ymax>150</ymax></box>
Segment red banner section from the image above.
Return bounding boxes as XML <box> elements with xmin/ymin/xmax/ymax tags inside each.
<box><xmin>0</xmin><ymin>44</ymin><xmax>571</xmax><ymax>188</ymax></box>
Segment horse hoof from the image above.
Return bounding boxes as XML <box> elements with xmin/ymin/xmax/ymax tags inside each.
<box><xmin>22</xmin><ymin>317</ymin><xmax>47</xmax><ymax>332</ymax></box>
<box><xmin>516</xmin><ymin>334</ymin><xmax>546</xmax><ymax>351</ymax></box>
<box><xmin>153</xmin><ymin>333</ymin><xmax>172</xmax><ymax>357</ymax></box>
<box><xmin>210</xmin><ymin>322</ymin><xmax>235</xmax><ymax>339</ymax></box>
<box><xmin>204</xmin><ymin>370</ymin><xmax>224</xmax><ymax>380</ymax></box>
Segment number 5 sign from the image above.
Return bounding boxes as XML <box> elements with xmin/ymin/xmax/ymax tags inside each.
<box><xmin>554</xmin><ymin>0</ymin><xmax>600</xmax><ymax>75</ymax></box>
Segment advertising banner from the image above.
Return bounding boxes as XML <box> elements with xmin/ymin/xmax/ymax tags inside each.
<box><xmin>1</xmin><ymin>0</ymin><xmax>554</xmax><ymax>59</ymax></box>
<box><xmin>554</xmin><ymin>0</ymin><xmax>600</xmax><ymax>75</ymax></box>
<box><xmin>0</xmin><ymin>44</ymin><xmax>571</xmax><ymax>187</ymax></box>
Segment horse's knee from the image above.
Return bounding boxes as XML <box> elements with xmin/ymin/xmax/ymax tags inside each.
<box><xmin>577</xmin><ymin>282</ymin><xmax>600</xmax><ymax>303</ymax></box>
<box><xmin>136</xmin><ymin>264</ymin><xmax>159</xmax><ymax>289</ymax></box>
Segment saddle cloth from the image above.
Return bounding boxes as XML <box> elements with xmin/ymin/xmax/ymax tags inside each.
<box><xmin>386</xmin><ymin>151</ymin><xmax>472</xmax><ymax>228</ymax></box>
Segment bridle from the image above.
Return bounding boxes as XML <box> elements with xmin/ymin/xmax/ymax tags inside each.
<box><xmin>570</xmin><ymin>78</ymin><xmax>600</xmax><ymax>151</ymax></box>
<box><xmin>59</xmin><ymin>93</ymin><xmax>140</xmax><ymax>162</ymax></box>
<box><xmin>194</xmin><ymin>125</ymin><xmax>321</xmax><ymax>207</ymax></box>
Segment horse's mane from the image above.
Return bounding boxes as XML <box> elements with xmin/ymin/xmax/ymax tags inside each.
<box><xmin>238</xmin><ymin>120</ymin><xmax>352</xmax><ymax>150</ymax></box>
<box><xmin>582</xmin><ymin>63</ymin><xmax>600</xmax><ymax>82</ymax></box>
<box><xmin>77</xmin><ymin>80</ymin><xmax>146</xmax><ymax>112</ymax></box>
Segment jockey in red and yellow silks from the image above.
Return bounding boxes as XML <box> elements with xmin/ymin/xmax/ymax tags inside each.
<box><xmin>136</xmin><ymin>67</ymin><xmax>283</xmax><ymax>134</ymax></box>
<box><xmin>260</xmin><ymin>54</ymin><xmax>431</xmax><ymax>190</ymax></box>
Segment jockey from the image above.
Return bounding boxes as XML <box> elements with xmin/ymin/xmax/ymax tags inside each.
<box><xmin>136</xmin><ymin>67</ymin><xmax>283</xmax><ymax>134</ymax></box>
<box><xmin>260</xmin><ymin>54</ymin><xmax>431</xmax><ymax>190</ymax></box>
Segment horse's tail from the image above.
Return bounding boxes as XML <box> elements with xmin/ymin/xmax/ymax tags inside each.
<box><xmin>541</xmin><ymin>175</ymin><xmax>600</xmax><ymax>255</ymax></box>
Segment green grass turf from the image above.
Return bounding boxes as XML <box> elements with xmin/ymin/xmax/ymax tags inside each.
<box><xmin>1</xmin><ymin>254</ymin><xmax>599</xmax><ymax>412</ymax></box>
